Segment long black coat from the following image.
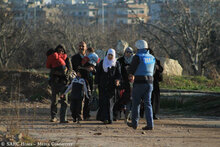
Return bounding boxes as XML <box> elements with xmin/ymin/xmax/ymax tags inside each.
<box><xmin>152</xmin><ymin>59</ymin><xmax>163</xmax><ymax>114</ymax></box>
<box><xmin>95</xmin><ymin>60</ymin><xmax>121</xmax><ymax>121</ymax></box>
<box><xmin>117</xmin><ymin>56</ymin><xmax>132</xmax><ymax>104</ymax></box>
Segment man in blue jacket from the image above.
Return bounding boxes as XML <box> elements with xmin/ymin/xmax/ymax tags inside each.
<box><xmin>127</xmin><ymin>40</ymin><xmax>156</xmax><ymax>130</ymax></box>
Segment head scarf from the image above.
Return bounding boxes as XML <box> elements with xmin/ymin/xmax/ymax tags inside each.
<box><xmin>103</xmin><ymin>48</ymin><xmax>116</xmax><ymax>72</ymax></box>
<box><xmin>124</xmin><ymin>47</ymin><xmax>134</xmax><ymax>64</ymax></box>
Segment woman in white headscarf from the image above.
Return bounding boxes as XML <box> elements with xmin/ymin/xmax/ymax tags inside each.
<box><xmin>95</xmin><ymin>48</ymin><xmax>122</xmax><ymax>124</ymax></box>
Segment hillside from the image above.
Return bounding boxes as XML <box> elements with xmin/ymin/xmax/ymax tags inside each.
<box><xmin>0</xmin><ymin>70</ymin><xmax>50</xmax><ymax>102</ymax></box>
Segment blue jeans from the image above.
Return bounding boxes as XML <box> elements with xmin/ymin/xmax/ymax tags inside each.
<box><xmin>125</xmin><ymin>101</ymin><xmax>132</xmax><ymax>114</ymax></box>
<box><xmin>131</xmin><ymin>83</ymin><xmax>153</xmax><ymax>128</ymax></box>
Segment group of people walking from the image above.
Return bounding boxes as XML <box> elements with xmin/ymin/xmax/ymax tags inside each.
<box><xmin>46</xmin><ymin>40</ymin><xmax>163</xmax><ymax>130</ymax></box>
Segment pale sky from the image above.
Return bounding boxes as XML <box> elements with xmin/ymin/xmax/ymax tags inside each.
<box><xmin>44</xmin><ymin>0</ymin><xmax>51</xmax><ymax>3</ymax></box>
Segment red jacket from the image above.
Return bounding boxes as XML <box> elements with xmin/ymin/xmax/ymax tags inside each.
<box><xmin>46</xmin><ymin>52</ymin><xmax>67</xmax><ymax>69</ymax></box>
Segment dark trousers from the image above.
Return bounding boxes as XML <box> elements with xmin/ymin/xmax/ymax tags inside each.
<box><xmin>83</xmin><ymin>98</ymin><xmax>90</xmax><ymax>119</ymax></box>
<box><xmin>70</xmin><ymin>98</ymin><xmax>83</xmax><ymax>119</ymax></box>
<box><xmin>151</xmin><ymin>83</ymin><xmax>160</xmax><ymax>115</ymax></box>
<box><xmin>51</xmin><ymin>85</ymin><xmax>68</xmax><ymax>122</ymax></box>
<box><xmin>83</xmin><ymin>76</ymin><xmax>93</xmax><ymax>119</ymax></box>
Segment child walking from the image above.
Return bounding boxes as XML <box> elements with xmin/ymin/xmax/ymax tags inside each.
<box><xmin>62</xmin><ymin>68</ymin><xmax>90</xmax><ymax>122</ymax></box>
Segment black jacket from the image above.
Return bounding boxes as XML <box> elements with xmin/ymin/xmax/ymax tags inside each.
<box><xmin>95</xmin><ymin>60</ymin><xmax>121</xmax><ymax>92</ymax></box>
<box><xmin>117</xmin><ymin>56</ymin><xmax>130</xmax><ymax>86</ymax></box>
<box><xmin>71</xmin><ymin>53</ymin><xmax>83</xmax><ymax>72</ymax></box>
<box><xmin>154</xmin><ymin>59</ymin><xmax>163</xmax><ymax>83</ymax></box>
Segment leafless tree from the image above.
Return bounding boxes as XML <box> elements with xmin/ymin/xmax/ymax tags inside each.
<box><xmin>162</xmin><ymin>0</ymin><xmax>219</xmax><ymax>75</ymax></box>
<box><xmin>129</xmin><ymin>0</ymin><xmax>219</xmax><ymax>75</ymax></box>
<box><xmin>40</xmin><ymin>14</ymin><xmax>141</xmax><ymax>54</ymax></box>
<box><xmin>0</xmin><ymin>4</ymin><xmax>29</xmax><ymax>69</ymax></box>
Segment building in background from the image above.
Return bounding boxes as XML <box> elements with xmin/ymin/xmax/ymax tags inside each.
<box><xmin>51</xmin><ymin>0</ymin><xmax>76</xmax><ymax>5</ymax></box>
<box><xmin>61</xmin><ymin>4</ymin><xmax>98</xmax><ymax>24</ymax></box>
<box><xmin>98</xmin><ymin>2</ymin><xmax>149</xmax><ymax>27</ymax></box>
<box><xmin>3</xmin><ymin>0</ymin><xmax>152</xmax><ymax>26</ymax></box>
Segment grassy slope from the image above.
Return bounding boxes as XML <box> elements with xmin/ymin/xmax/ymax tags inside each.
<box><xmin>160</xmin><ymin>75</ymin><xmax>220</xmax><ymax>92</ymax></box>
<box><xmin>159</xmin><ymin>75</ymin><xmax>220</xmax><ymax>116</ymax></box>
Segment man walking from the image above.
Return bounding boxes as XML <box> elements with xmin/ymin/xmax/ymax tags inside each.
<box><xmin>49</xmin><ymin>44</ymin><xmax>70</xmax><ymax>123</ymax></box>
<box><xmin>127</xmin><ymin>40</ymin><xmax>156</xmax><ymax>130</ymax></box>
<box><xmin>71</xmin><ymin>41</ymin><xmax>91</xmax><ymax>120</ymax></box>
<box><xmin>71</xmin><ymin>41</ymin><xmax>87</xmax><ymax>72</ymax></box>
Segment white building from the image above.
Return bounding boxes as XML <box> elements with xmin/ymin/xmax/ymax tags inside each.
<box><xmin>61</xmin><ymin>4</ymin><xmax>98</xmax><ymax>24</ymax></box>
<box><xmin>98</xmin><ymin>2</ymin><xmax>149</xmax><ymax>26</ymax></box>
<box><xmin>51</xmin><ymin>0</ymin><xmax>76</xmax><ymax>5</ymax></box>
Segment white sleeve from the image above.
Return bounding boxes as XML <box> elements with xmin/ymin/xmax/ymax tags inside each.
<box><xmin>63</xmin><ymin>81</ymin><xmax>73</xmax><ymax>95</ymax></box>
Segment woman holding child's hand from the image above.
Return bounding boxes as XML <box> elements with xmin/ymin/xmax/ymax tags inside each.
<box><xmin>95</xmin><ymin>49</ymin><xmax>122</xmax><ymax>124</ymax></box>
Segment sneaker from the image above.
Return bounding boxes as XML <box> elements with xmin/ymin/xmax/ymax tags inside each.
<box><xmin>60</xmin><ymin>120</ymin><xmax>69</xmax><ymax>124</ymax></box>
<box><xmin>142</xmin><ymin>126</ymin><xmax>154</xmax><ymax>130</ymax></box>
<box><xmin>127</xmin><ymin>122</ymin><xmax>137</xmax><ymax>130</ymax></box>
<box><xmin>124</xmin><ymin>112</ymin><xmax>131</xmax><ymax>123</ymax></box>
<box><xmin>50</xmin><ymin>118</ymin><xmax>57</xmax><ymax>122</ymax></box>
<box><xmin>153</xmin><ymin>115</ymin><xmax>159</xmax><ymax>120</ymax></box>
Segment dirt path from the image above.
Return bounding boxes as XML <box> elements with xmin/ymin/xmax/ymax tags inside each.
<box><xmin>0</xmin><ymin>102</ymin><xmax>220</xmax><ymax>147</ymax></box>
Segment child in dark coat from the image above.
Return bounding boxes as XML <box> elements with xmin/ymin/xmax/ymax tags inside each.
<box><xmin>62</xmin><ymin>68</ymin><xmax>90</xmax><ymax>122</ymax></box>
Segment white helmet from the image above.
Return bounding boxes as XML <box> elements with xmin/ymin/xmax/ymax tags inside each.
<box><xmin>135</xmin><ymin>40</ymin><xmax>148</xmax><ymax>49</ymax></box>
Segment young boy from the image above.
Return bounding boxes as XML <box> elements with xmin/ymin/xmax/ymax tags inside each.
<box><xmin>62</xmin><ymin>68</ymin><xmax>90</xmax><ymax>122</ymax></box>
<box><xmin>81</xmin><ymin>47</ymin><xmax>100</xmax><ymax>67</ymax></box>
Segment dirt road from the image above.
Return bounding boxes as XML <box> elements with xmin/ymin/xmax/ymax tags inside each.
<box><xmin>0</xmin><ymin>102</ymin><xmax>220</xmax><ymax>147</ymax></box>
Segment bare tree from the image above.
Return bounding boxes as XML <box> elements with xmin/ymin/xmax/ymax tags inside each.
<box><xmin>128</xmin><ymin>0</ymin><xmax>219</xmax><ymax>75</ymax></box>
<box><xmin>0</xmin><ymin>4</ymin><xmax>29</xmax><ymax>69</ymax></box>
<box><xmin>161</xmin><ymin>0</ymin><xmax>220</xmax><ymax>75</ymax></box>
